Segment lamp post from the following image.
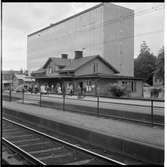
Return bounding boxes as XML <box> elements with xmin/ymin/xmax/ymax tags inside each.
<box><xmin>95</xmin><ymin>77</ymin><xmax>101</xmax><ymax>117</ymax></box>
<box><xmin>9</xmin><ymin>73</ymin><xmax>14</xmax><ymax>101</ymax></box>
<box><xmin>62</xmin><ymin>80</ymin><xmax>66</xmax><ymax>111</ymax></box>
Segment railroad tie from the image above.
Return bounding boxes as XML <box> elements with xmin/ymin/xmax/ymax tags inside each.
<box><xmin>64</xmin><ymin>158</ymin><xmax>94</xmax><ymax>165</ymax></box>
<box><xmin>38</xmin><ymin>152</ymin><xmax>73</xmax><ymax>161</ymax></box>
<box><xmin>29</xmin><ymin>146</ymin><xmax>64</xmax><ymax>154</ymax></box>
<box><xmin>13</xmin><ymin>138</ymin><xmax>40</xmax><ymax>144</ymax></box>
<box><xmin>18</xmin><ymin>141</ymin><xmax>51</xmax><ymax>148</ymax></box>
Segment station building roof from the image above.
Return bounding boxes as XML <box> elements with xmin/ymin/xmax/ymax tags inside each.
<box><xmin>33</xmin><ymin>55</ymin><xmax>119</xmax><ymax>75</ymax></box>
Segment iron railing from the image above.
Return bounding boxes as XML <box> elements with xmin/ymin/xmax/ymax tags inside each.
<box><xmin>2</xmin><ymin>90</ymin><xmax>164</xmax><ymax>127</ymax></box>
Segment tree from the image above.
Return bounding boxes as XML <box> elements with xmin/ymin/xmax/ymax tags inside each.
<box><xmin>134</xmin><ymin>41</ymin><xmax>157</xmax><ymax>85</ymax></box>
<box><xmin>109</xmin><ymin>83</ymin><xmax>129</xmax><ymax>97</ymax></box>
<box><xmin>154</xmin><ymin>46</ymin><xmax>164</xmax><ymax>84</ymax></box>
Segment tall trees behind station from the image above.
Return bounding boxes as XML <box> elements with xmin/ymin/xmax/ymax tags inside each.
<box><xmin>134</xmin><ymin>41</ymin><xmax>164</xmax><ymax>86</ymax></box>
<box><xmin>154</xmin><ymin>47</ymin><xmax>164</xmax><ymax>84</ymax></box>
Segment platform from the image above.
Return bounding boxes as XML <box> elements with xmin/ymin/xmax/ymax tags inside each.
<box><xmin>2</xmin><ymin>101</ymin><xmax>164</xmax><ymax>164</ymax></box>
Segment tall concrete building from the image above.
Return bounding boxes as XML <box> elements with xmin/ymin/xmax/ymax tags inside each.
<box><xmin>27</xmin><ymin>3</ymin><xmax>134</xmax><ymax>76</ymax></box>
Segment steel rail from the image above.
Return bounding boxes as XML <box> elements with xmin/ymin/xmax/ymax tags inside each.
<box><xmin>2</xmin><ymin>137</ymin><xmax>46</xmax><ymax>165</ymax></box>
<box><xmin>3</xmin><ymin>117</ymin><xmax>126</xmax><ymax>165</ymax></box>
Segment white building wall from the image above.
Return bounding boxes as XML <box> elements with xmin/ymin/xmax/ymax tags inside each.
<box><xmin>103</xmin><ymin>3</ymin><xmax>134</xmax><ymax>76</ymax></box>
<box><xmin>27</xmin><ymin>5</ymin><xmax>104</xmax><ymax>72</ymax></box>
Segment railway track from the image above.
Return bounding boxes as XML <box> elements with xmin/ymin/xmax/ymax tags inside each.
<box><xmin>2</xmin><ymin>117</ymin><xmax>126</xmax><ymax>165</ymax></box>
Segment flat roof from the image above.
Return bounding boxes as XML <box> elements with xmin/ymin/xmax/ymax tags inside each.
<box><xmin>28</xmin><ymin>3</ymin><xmax>103</xmax><ymax>37</ymax></box>
<box><xmin>76</xmin><ymin>74</ymin><xmax>143</xmax><ymax>80</ymax></box>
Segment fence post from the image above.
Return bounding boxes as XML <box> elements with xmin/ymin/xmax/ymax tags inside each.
<box><xmin>22</xmin><ymin>89</ymin><xmax>24</xmax><ymax>104</ymax></box>
<box><xmin>97</xmin><ymin>95</ymin><xmax>100</xmax><ymax>116</ymax></box>
<box><xmin>63</xmin><ymin>93</ymin><xmax>65</xmax><ymax>111</ymax></box>
<box><xmin>62</xmin><ymin>80</ymin><xmax>65</xmax><ymax>111</ymax></box>
<box><xmin>40</xmin><ymin>92</ymin><xmax>42</xmax><ymax>107</ymax></box>
<box><xmin>151</xmin><ymin>99</ymin><xmax>154</xmax><ymax>127</ymax></box>
<box><xmin>9</xmin><ymin>89</ymin><xmax>12</xmax><ymax>102</ymax></box>
<box><xmin>96</xmin><ymin>79</ymin><xmax>100</xmax><ymax>116</ymax></box>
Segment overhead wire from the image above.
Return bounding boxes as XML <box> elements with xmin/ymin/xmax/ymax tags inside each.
<box><xmin>33</xmin><ymin>4</ymin><xmax>164</xmax><ymax>43</ymax></box>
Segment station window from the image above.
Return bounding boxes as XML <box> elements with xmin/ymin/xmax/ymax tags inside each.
<box><xmin>131</xmin><ymin>81</ymin><xmax>136</xmax><ymax>92</ymax></box>
<box><xmin>96</xmin><ymin>63</ymin><xmax>98</xmax><ymax>73</ymax></box>
<box><xmin>93</xmin><ymin>63</ymin><xmax>98</xmax><ymax>73</ymax></box>
<box><xmin>122</xmin><ymin>81</ymin><xmax>127</xmax><ymax>85</ymax></box>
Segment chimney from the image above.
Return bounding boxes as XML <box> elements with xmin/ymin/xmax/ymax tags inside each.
<box><xmin>61</xmin><ymin>54</ymin><xmax>68</xmax><ymax>59</ymax></box>
<box><xmin>74</xmin><ymin>51</ymin><xmax>83</xmax><ymax>59</ymax></box>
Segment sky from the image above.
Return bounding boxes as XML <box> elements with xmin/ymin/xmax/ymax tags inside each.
<box><xmin>2</xmin><ymin>2</ymin><xmax>164</xmax><ymax>71</ymax></box>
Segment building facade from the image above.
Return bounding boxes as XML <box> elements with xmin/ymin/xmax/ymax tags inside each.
<box><xmin>2</xmin><ymin>70</ymin><xmax>19</xmax><ymax>90</ymax></box>
<box><xmin>12</xmin><ymin>74</ymin><xmax>35</xmax><ymax>90</ymax></box>
<box><xmin>32</xmin><ymin>54</ymin><xmax>143</xmax><ymax>97</ymax></box>
<box><xmin>27</xmin><ymin>3</ymin><xmax>134</xmax><ymax>76</ymax></box>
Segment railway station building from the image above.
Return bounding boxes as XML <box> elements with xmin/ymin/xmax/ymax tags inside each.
<box><xmin>32</xmin><ymin>52</ymin><xmax>143</xmax><ymax>97</ymax></box>
<box><xmin>28</xmin><ymin>3</ymin><xmax>143</xmax><ymax>97</ymax></box>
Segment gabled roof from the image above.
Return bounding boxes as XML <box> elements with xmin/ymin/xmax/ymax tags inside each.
<box><xmin>60</xmin><ymin>55</ymin><xmax>119</xmax><ymax>73</ymax></box>
<box><xmin>33</xmin><ymin>55</ymin><xmax>119</xmax><ymax>75</ymax></box>
<box><xmin>42</xmin><ymin>57</ymin><xmax>72</xmax><ymax>69</ymax></box>
<box><xmin>60</xmin><ymin>55</ymin><xmax>97</xmax><ymax>72</ymax></box>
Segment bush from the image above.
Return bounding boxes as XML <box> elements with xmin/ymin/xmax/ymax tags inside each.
<box><xmin>150</xmin><ymin>88</ymin><xmax>160</xmax><ymax>98</ymax></box>
<box><xmin>109</xmin><ymin>84</ymin><xmax>128</xmax><ymax>97</ymax></box>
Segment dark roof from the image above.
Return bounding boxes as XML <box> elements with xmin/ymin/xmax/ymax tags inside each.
<box><xmin>60</xmin><ymin>55</ymin><xmax>119</xmax><ymax>73</ymax></box>
<box><xmin>33</xmin><ymin>55</ymin><xmax>119</xmax><ymax>75</ymax></box>
<box><xmin>42</xmin><ymin>57</ymin><xmax>72</xmax><ymax>69</ymax></box>
<box><xmin>28</xmin><ymin>3</ymin><xmax>103</xmax><ymax>37</ymax></box>
<box><xmin>60</xmin><ymin>55</ymin><xmax>96</xmax><ymax>72</ymax></box>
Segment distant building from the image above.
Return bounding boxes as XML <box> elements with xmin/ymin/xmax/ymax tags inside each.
<box><xmin>27</xmin><ymin>3</ymin><xmax>134</xmax><ymax>76</ymax></box>
<box><xmin>2</xmin><ymin>71</ymin><xmax>35</xmax><ymax>90</ymax></box>
<box><xmin>2</xmin><ymin>70</ymin><xmax>19</xmax><ymax>90</ymax></box>
<box><xmin>13</xmin><ymin>74</ymin><xmax>35</xmax><ymax>89</ymax></box>
<box><xmin>32</xmin><ymin>53</ymin><xmax>143</xmax><ymax>97</ymax></box>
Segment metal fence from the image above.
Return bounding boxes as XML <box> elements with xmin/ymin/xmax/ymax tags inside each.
<box><xmin>3</xmin><ymin>90</ymin><xmax>164</xmax><ymax>127</ymax></box>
